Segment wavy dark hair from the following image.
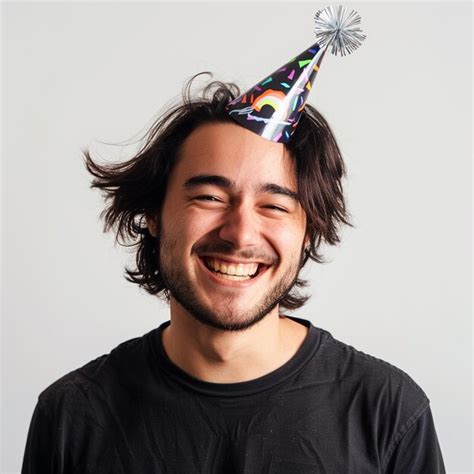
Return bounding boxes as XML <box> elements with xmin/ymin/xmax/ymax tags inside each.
<box><xmin>84</xmin><ymin>72</ymin><xmax>351</xmax><ymax>311</ymax></box>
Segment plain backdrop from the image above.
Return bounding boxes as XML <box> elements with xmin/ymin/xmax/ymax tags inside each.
<box><xmin>2</xmin><ymin>1</ymin><xmax>472</xmax><ymax>472</ymax></box>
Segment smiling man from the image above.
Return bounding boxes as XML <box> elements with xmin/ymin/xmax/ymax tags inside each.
<box><xmin>21</xmin><ymin>76</ymin><xmax>445</xmax><ymax>473</ymax></box>
<box><xmin>153</xmin><ymin>122</ymin><xmax>310</xmax><ymax>384</ymax></box>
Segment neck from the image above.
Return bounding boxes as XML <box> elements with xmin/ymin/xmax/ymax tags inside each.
<box><xmin>160</xmin><ymin>300</ymin><xmax>307</xmax><ymax>383</ymax></box>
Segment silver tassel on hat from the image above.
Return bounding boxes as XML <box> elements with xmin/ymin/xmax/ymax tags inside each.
<box><xmin>314</xmin><ymin>5</ymin><xmax>366</xmax><ymax>56</ymax></box>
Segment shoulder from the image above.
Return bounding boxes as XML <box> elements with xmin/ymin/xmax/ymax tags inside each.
<box><xmin>23</xmin><ymin>332</ymin><xmax>158</xmax><ymax>470</ymax></box>
<box><xmin>37</xmin><ymin>329</ymin><xmax>157</xmax><ymax>413</ymax></box>
<box><xmin>314</xmin><ymin>327</ymin><xmax>431</xmax><ymax>456</ymax></box>
<box><xmin>317</xmin><ymin>327</ymin><xmax>429</xmax><ymax>403</ymax></box>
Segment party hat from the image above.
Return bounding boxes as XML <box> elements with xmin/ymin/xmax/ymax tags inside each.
<box><xmin>226</xmin><ymin>5</ymin><xmax>366</xmax><ymax>144</ymax></box>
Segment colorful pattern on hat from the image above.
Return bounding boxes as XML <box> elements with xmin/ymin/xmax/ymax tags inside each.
<box><xmin>226</xmin><ymin>42</ymin><xmax>326</xmax><ymax>144</ymax></box>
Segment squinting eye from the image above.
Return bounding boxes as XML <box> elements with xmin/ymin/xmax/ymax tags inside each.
<box><xmin>264</xmin><ymin>205</ymin><xmax>288</xmax><ymax>213</ymax></box>
<box><xmin>194</xmin><ymin>195</ymin><xmax>222</xmax><ymax>202</ymax></box>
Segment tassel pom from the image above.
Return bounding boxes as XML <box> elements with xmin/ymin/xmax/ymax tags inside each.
<box><xmin>314</xmin><ymin>5</ymin><xmax>366</xmax><ymax>56</ymax></box>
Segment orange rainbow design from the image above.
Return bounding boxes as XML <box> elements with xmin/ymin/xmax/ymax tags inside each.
<box><xmin>251</xmin><ymin>90</ymin><xmax>287</xmax><ymax>112</ymax></box>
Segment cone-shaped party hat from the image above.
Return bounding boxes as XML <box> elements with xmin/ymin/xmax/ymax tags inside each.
<box><xmin>226</xmin><ymin>5</ymin><xmax>366</xmax><ymax>144</ymax></box>
<box><xmin>227</xmin><ymin>44</ymin><xmax>326</xmax><ymax>144</ymax></box>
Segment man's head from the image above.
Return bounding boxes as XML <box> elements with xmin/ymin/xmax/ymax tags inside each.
<box><xmin>84</xmin><ymin>73</ymin><xmax>350</xmax><ymax>322</ymax></box>
<box><xmin>148</xmin><ymin>121</ymin><xmax>308</xmax><ymax>331</ymax></box>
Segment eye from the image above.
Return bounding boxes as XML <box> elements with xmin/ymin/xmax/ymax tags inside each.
<box><xmin>194</xmin><ymin>195</ymin><xmax>223</xmax><ymax>202</ymax></box>
<box><xmin>263</xmin><ymin>205</ymin><xmax>288</xmax><ymax>213</ymax></box>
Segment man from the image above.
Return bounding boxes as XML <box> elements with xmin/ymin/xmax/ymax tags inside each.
<box><xmin>21</xmin><ymin>74</ymin><xmax>445</xmax><ymax>473</ymax></box>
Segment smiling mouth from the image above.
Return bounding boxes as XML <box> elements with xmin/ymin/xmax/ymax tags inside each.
<box><xmin>201</xmin><ymin>257</ymin><xmax>267</xmax><ymax>281</ymax></box>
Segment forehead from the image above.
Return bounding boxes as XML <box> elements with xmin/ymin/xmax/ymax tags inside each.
<box><xmin>173</xmin><ymin>122</ymin><xmax>297</xmax><ymax>189</ymax></box>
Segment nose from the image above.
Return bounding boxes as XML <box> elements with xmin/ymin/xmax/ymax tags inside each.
<box><xmin>218</xmin><ymin>203</ymin><xmax>260</xmax><ymax>249</ymax></box>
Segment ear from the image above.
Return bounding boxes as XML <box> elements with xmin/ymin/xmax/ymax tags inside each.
<box><xmin>304</xmin><ymin>233</ymin><xmax>310</xmax><ymax>251</ymax></box>
<box><xmin>145</xmin><ymin>214</ymin><xmax>158</xmax><ymax>238</ymax></box>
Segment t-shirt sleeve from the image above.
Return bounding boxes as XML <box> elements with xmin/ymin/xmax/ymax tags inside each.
<box><xmin>21</xmin><ymin>375</ymin><xmax>109</xmax><ymax>474</ymax></box>
<box><xmin>383</xmin><ymin>404</ymin><xmax>446</xmax><ymax>473</ymax></box>
<box><xmin>22</xmin><ymin>399</ymin><xmax>60</xmax><ymax>474</ymax></box>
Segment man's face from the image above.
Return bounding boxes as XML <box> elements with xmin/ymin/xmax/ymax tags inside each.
<box><xmin>155</xmin><ymin>122</ymin><xmax>307</xmax><ymax>332</ymax></box>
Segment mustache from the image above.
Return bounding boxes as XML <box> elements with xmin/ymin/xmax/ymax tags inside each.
<box><xmin>192</xmin><ymin>241</ymin><xmax>279</xmax><ymax>266</ymax></box>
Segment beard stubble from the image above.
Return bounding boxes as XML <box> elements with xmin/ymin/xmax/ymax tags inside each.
<box><xmin>157</xmin><ymin>232</ymin><xmax>304</xmax><ymax>332</ymax></box>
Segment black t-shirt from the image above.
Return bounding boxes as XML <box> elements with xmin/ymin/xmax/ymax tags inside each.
<box><xmin>22</xmin><ymin>316</ymin><xmax>445</xmax><ymax>473</ymax></box>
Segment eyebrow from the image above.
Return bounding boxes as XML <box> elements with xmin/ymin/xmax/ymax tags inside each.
<box><xmin>183</xmin><ymin>174</ymin><xmax>299</xmax><ymax>202</ymax></box>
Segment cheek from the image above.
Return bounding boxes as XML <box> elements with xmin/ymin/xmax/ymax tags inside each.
<box><xmin>274</xmin><ymin>214</ymin><xmax>306</xmax><ymax>240</ymax></box>
<box><xmin>164</xmin><ymin>210</ymin><xmax>220</xmax><ymax>250</ymax></box>
<box><xmin>187</xmin><ymin>207</ymin><xmax>224</xmax><ymax>231</ymax></box>
<box><xmin>265</xmin><ymin>221</ymin><xmax>306</xmax><ymax>255</ymax></box>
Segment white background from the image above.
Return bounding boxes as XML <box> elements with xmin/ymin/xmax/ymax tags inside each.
<box><xmin>2</xmin><ymin>1</ymin><xmax>472</xmax><ymax>472</ymax></box>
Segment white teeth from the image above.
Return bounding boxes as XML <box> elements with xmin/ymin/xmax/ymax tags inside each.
<box><xmin>214</xmin><ymin>273</ymin><xmax>251</xmax><ymax>281</ymax></box>
<box><xmin>205</xmin><ymin>258</ymin><xmax>259</xmax><ymax>277</ymax></box>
